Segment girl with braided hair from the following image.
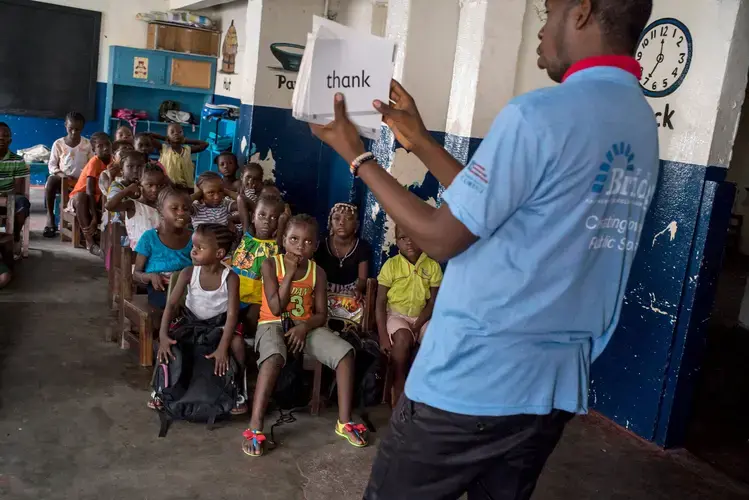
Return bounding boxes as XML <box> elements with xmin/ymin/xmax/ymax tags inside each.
<box><xmin>314</xmin><ymin>202</ymin><xmax>371</xmax><ymax>329</ymax></box>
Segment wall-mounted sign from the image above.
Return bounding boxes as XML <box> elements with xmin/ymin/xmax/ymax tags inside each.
<box><xmin>133</xmin><ymin>57</ymin><xmax>148</xmax><ymax>80</ymax></box>
<box><xmin>636</xmin><ymin>18</ymin><xmax>693</xmax><ymax>98</ymax></box>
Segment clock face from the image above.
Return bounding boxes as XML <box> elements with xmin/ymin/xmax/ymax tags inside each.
<box><xmin>636</xmin><ymin>18</ymin><xmax>693</xmax><ymax>98</ymax></box>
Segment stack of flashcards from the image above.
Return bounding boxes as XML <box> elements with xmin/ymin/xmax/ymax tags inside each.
<box><xmin>292</xmin><ymin>16</ymin><xmax>396</xmax><ymax>140</ymax></box>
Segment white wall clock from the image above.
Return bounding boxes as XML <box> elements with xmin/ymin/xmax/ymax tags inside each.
<box><xmin>636</xmin><ymin>18</ymin><xmax>693</xmax><ymax>98</ymax></box>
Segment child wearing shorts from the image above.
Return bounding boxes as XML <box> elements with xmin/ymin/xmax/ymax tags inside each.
<box><xmin>242</xmin><ymin>214</ymin><xmax>368</xmax><ymax>457</ymax></box>
<box><xmin>376</xmin><ymin>225</ymin><xmax>442</xmax><ymax>406</ymax></box>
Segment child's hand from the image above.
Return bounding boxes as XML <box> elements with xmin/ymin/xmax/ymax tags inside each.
<box><xmin>124</xmin><ymin>182</ymin><xmax>141</xmax><ymax>198</ymax></box>
<box><xmin>145</xmin><ymin>272</ymin><xmax>167</xmax><ymax>291</ymax></box>
<box><xmin>157</xmin><ymin>336</ymin><xmax>177</xmax><ymax>364</ymax></box>
<box><xmin>284</xmin><ymin>253</ymin><xmax>301</xmax><ymax>275</ymax></box>
<box><xmin>205</xmin><ymin>345</ymin><xmax>230</xmax><ymax>376</ymax></box>
<box><xmin>278</xmin><ymin>211</ymin><xmax>290</xmax><ymax>231</ymax></box>
<box><xmin>285</xmin><ymin>323</ymin><xmax>310</xmax><ymax>354</ymax></box>
<box><xmin>378</xmin><ymin>330</ymin><xmax>391</xmax><ymax>354</ymax></box>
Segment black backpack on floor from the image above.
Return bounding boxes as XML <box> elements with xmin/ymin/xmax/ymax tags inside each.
<box><xmin>151</xmin><ymin>309</ymin><xmax>237</xmax><ymax>437</ymax></box>
<box><xmin>337</xmin><ymin>331</ymin><xmax>386</xmax><ymax>410</ymax></box>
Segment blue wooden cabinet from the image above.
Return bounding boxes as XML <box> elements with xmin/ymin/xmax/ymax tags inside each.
<box><xmin>108</xmin><ymin>46</ymin><xmax>216</xmax><ymax>93</ymax></box>
<box><xmin>105</xmin><ymin>46</ymin><xmax>218</xmax><ymax>181</ymax></box>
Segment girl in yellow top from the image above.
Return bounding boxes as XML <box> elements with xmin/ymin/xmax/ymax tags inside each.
<box><xmin>151</xmin><ymin>124</ymin><xmax>209</xmax><ymax>190</ymax></box>
<box><xmin>242</xmin><ymin>214</ymin><xmax>368</xmax><ymax>457</ymax></box>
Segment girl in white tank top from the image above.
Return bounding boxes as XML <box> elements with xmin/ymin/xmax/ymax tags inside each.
<box><xmin>185</xmin><ymin>266</ymin><xmax>231</xmax><ymax>320</ymax></box>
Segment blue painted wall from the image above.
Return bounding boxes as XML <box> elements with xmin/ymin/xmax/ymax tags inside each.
<box><xmin>0</xmin><ymin>82</ymin><xmax>107</xmax><ymax>150</ymax></box>
<box><xmin>237</xmin><ymin>104</ymin><xmax>730</xmax><ymax>447</ymax></box>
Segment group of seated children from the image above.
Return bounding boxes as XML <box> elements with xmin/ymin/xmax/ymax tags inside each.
<box><xmin>39</xmin><ymin>114</ymin><xmax>443</xmax><ymax>457</ymax></box>
<box><xmin>40</xmin><ymin>111</ymin><xmax>209</xmax><ymax>255</ymax></box>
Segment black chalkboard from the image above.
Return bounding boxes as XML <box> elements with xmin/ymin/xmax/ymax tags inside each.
<box><xmin>0</xmin><ymin>0</ymin><xmax>100</xmax><ymax>119</ymax></box>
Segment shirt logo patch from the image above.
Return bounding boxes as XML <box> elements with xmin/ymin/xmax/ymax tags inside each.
<box><xmin>461</xmin><ymin>161</ymin><xmax>489</xmax><ymax>193</ymax></box>
<box><xmin>591</xmin><ymin>142</ymin><xmax>634</xmax><ymax>193</ymax></box>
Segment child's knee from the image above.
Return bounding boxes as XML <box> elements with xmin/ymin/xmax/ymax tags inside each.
<box><xmin>0</xmin><ymin>271</ymin><xmax>11</xmax><ymax>289</ymax></box>
<box><xmin>259</xmin><ymin>353</ymin><xmax>284</xmax><ymax>369</ymax></box>
<box><xmin>73</xmin><ymin>192</ymin><xmax>89</xmax><ymax>208</ymax></box>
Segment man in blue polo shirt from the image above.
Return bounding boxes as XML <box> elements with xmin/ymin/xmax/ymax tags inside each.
<box><xmin>311</xmin><ymin>0</ymin><xmax>657</xmax><ymax>498</ymax></box>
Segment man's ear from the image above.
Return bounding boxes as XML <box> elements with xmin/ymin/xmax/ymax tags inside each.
<box><xmin>574</xmin><ymin>0</ymin><xmax>594</xmax><ymax>30</ymax></box>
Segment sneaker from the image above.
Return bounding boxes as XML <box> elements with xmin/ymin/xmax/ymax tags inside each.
<box><xmin>232</xmin><ymin>394</ymin><xmax>248</xmax><ymax>415</ymax></box>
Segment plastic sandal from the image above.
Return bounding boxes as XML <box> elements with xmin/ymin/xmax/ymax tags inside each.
<box><xmin>242</xmin><ymin>429</ymin><xmax>266</xmax><ymax>457</ymax></box>
<box><xmin>43</xmin><ymin>226</ymin><xmax>57</xmax><ymax>238</ymax></box>
<box><xmin>335</xmin><ymin>420</ymin><xmax>368</xmax><ymax>448</ymax></box>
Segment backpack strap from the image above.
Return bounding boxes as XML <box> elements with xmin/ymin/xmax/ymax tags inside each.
<box><xmin>158</xmin><ymin>411</ymin><xmax>171</xmax><ymax>438</ymax></box>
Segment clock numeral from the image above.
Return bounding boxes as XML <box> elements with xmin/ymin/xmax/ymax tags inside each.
<box><xmin>679</xmin><ymin>53</ymin><xmax>685</xmax><ymax>64</ymax></box>
<box><xmin>663</xmin><ymin>79</ymin><xmax>668</xmax><ymax>89</ymax></box>
<box><xmin>672</xmin><ymin>68</ymin><xmax>678</xmax><ymax>78</ymax></box>
<box><xmin>637</xmin><ymin>51</ymin><xmax>642</xmax><ymax>61</ymax></box>
<box><xmin>643</xmin><ymin>38</ymin><xmax>649</xmax><ymax>48</ymax></box>
<box><xmin>652</xmin><ymin>82</ymin><xmax>657</xmax><ymax>91</ymax></box>
<box><xmin>644</xmin><ymin>76</ymin><xmax>650</xmax><ymax>86</ymax></box>
<box><xmin>660</xmin><ymin>26</ymin><xmax>669</xmax><ymax>36</ymax></box>
<box><xmin>677</xmin><ymin>36</ymin><xmax>684</xmax><ymax>47</ymax></box>
<box><xmin>650</xmin><ymin>30</ymin><xmax>656</xmax><ymax>40</ymax></box>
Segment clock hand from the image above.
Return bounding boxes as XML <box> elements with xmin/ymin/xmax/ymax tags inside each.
<box><xmin>648</xmin><ymin>40</ymin><xmax>665</xmax><ymax>77</ymax></box>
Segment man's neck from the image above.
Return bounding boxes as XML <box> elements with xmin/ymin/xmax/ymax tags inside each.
<box><xmin>0</xmin><ymin>148</ymin><xmax>7</xmax><ymax>158</ymax></box>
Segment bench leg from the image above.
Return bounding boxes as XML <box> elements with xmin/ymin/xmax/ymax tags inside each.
<box><xmin>311</xmin><ymin>361</ymin><xmax>322</xmax><ymax>416</ymax></box>
<box><xmin>139</xmin><ymin>316</ymin><xmax>153</xmax><ymax>367</ymax></box>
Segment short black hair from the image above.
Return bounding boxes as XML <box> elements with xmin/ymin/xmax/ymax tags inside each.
<box><xmin>0</xmin><ymin>122</ymin><xmax>10</xmax><ymax>134</ymax></box>
<box><xmin>585</xmin><ymin>0</ymin><xmax>653</xmax><ymax>52</ymax></box>
<box><xmin>239</xmin><ymin>162</ymin><xmax>263</xmax><ymax>177</ymax></box>
<box><xmin>195</xmin><ymin>223</ymin><xmax>234</xmax><ymax>254</ymax></box>
<box><xmin>90</xmin><ymin>131</ymin><xmax>111</xmax><ymax>147</ymax></box>
<box><xmin>214</xmin><ymin>151</ymin><xmax>238</xmax><ymax>165</ymax></box>
<box><xmin>255</xmin><ymin>193</ymin><xmax>285</xmax><ymax>214</ymax></box>
<box><xmin>120</xmin><ymin>150</ymin><xmax>146</xmax><ymax>167</ymax></box>
<box><xmin>112</xmin><ymin>140</ymin><xmax>134</xmax><ymax>154</ymax></box>
<box><xmin>141</xmin><ymin>161</ymin><xmax>164</xmax><ymax>177</ymax></box>
<box><xmin>286</xmin><ymin>214</ymin><xmax>319</xmax><ymax>239</ymax></box>
<box><xmin>196</xmin><ymin>171</ymin><xmax>223</xmax><ymax>188</ymax></box>
<box><xmin>65</xmin><ymin>111</ymin><xmax>85</xmax><ymax>126</ymax></box>
<box><xmin>134</xmin><ymin>132</ymin><xmax>151</xmax><ymax>142</ymax></box>
<box><xmin>157</xmin><ymin>185</ymin><xmax>188</xmax><ymax>210</ymax></box>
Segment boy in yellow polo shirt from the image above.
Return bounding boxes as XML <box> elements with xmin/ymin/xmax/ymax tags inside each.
<box><xmin>376</xmin><ymin>225</ymin><xmax>442</xmax><ymax>406</ymax></box>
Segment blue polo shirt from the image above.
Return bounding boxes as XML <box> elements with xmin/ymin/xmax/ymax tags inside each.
<box><xmin>405</xmin><ymin>65</ymin><xmax>660</xmax><ymax>416</ymax></box>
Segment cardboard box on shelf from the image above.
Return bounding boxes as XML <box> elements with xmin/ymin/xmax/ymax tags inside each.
<box><xmin>146</xmin><ymin>23</ymin><xmax>220</xmax><ymax>58</ymax></box>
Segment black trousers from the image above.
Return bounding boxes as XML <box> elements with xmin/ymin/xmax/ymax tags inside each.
<box><xmin>363</xmin><ymin>396</ymin><xmax>573</xmax><ymax>500</ymax></box>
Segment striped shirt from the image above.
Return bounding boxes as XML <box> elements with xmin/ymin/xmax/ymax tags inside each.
<box><xmin>191</xmin><ymin>198</ymin><xmax>233</xmax><ymax>227</ymax></box>
<box><xmin>0</xmin><ymin>151</ymin><xmax>29</xmax><ymax>191</ymax></box>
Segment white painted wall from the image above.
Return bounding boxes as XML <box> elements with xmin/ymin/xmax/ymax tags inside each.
<box><xmin>33</xmin><ymin>0</ymin><xmax>170</xmax><ymax>82</ymax></box>
<box><xmin>200</xmin><ymin>0</ymin><xmax>247</xmax><ymax>100</ymax></box>
<box><xmin>514</xmin><ymin>0</ymin><xmax>749</xmax><ymax>167</ymax></box>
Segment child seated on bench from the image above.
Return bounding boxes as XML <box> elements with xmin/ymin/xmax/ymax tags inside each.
<box><xmin>99</xmin><ymin>139</ymin><xmax>134</xmax><ymax>197</ymax></box>
<box><xmin>315</xmin><ymin>202</ymin><xmax>370</xmax><ymax>331</ymax></box>
<box><xmin>115</xmin><ymin>125</ymin><xmax>134</xmax><ymax>143</ymax></box>
<box><xmin>0</xmin><ymin>122</ymin><xmax>30</xmax><ymax>258</ymax></box>
<box><xmin>155</xmin><ymin>223</ymin><xmax>248</xmax><ymax>414</ymax></box>
<box><xmin>106</xmin><ymin>155</ymin><xmax>166</xmax><ymax>250</ymax></box>
<box><xmin>69</xmin><ymin>131</ymin><xmax>112</xmax><ymax>256</ymax></box>
<box><xmin>191</xmin><ymin>171</ymin><xmax>237</xmax><ymax>228</ymax></box>
<box><xmin>242</xmin><ymin>214</ymin><xmax>368</xmax><ymax>457</ymax></box>
<box><xmin>216</xmin><ymin>152</ymin><xmax>241</xmax><ymax>195</ymax></box>
<box><xmin>376</xmin><ymin>225</ymin><xmax>442</xmax><ymax>405</ymax></box>
<box><xmin>133</xmin><ymin>187</ymin><xmax>192</xmax><ymax>309</ymax></box>
<box><xmin>44</xmin><ymin>111</ymin><xmax>92</xmax><ymax>238</ymax></box>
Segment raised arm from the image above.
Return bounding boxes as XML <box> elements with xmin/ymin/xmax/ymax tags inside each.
<box><xmin>374</xmin><ymin>80</ymin><xmax>464</xmax><ymax>187</ymax></box>
<box><xmin>311</xmin><ymin>95</ymin><xmax>476</xmax><ymax>262</ymax></box>
<box><xmin>185</xmin><ymin>138</ymin><xmax>209</xmax><ymax>154</ymax></box>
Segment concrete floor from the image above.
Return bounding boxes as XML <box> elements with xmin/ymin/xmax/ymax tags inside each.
<box><xmin>1</xmin><ymin>197</ymin><xmax>749</xmax><ymax>499</ymax></box>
